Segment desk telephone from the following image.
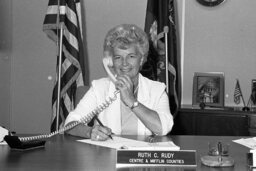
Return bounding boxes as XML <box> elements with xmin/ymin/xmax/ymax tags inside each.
<box><xmin>4</xmin><ymin>56</ymin><xmax>119</xmax><ymax>150</ymax></box>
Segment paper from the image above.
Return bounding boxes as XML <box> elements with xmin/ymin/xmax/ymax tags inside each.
<box><xmin>233</xmin><ymin>137</ymin><xmax>256</xmax><ymax>149</ymax></box>
<box><xmin>77</xmin><ymin>136</ymin><xmax>180</xmax><ymax>150</ymax></box>
<box><xmin>0</xmin><ymin>126</ymin><xmax>8</xmax><ymax>145</ymax></box>
<box><xmin>0</xmin><ymin>141</ymin><xmax>7</xmax><ymax>145</ymax></box>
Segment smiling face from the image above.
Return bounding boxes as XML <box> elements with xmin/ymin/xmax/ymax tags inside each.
<box><xmin>112</xmin><ymin>45</ymin><xmax>143</xmax><ymax>83</ymax></box>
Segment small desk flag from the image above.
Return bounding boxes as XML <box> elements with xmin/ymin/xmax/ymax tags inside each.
<box><xmin>234</xmin><ymin>79</ymin><xmax>242</xmax><ymax>104</ymax></box>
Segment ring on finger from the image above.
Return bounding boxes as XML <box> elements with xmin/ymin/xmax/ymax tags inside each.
<box><xmin>116</xmin><ymin>82</ymin><xmax>123</xmax><ymax>88</ymax></box>
<box><xmin>96</xmin><ymin>135</ymin><xmax>100</xmax><ymax>140</ymax></box>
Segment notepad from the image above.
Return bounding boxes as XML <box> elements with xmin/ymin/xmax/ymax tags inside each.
<box><xmin>77</xmin><ymin>136</ymin><xmax>180</xmax><ymax>150</ymax></box>
<box><xmin>233</xmin><ymin>137</ymin><xmax>256</xmax><ymax>149</ymax></box>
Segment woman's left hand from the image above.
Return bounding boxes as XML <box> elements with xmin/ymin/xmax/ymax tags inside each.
<box><xmin>115</xmin><ymin>75</ymin><xmax>136</xmax><ymax>107</ymax></box>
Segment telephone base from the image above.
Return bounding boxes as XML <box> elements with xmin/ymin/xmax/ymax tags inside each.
<box><xmin>4</xmin><ymin>135</ymin><xmax>46</xmax><ymax>150</ymax></box>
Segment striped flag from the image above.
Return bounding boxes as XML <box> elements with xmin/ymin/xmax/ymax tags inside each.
<box><xmin>234</xmin><ymin>79</ymin><xmax>242</xmax><ymax>104</ymax></box>
<box><xmin>141</xmin><ymin>0</ymin><xmax>181</xmax><ymax>117</ymax></box>
<box><xmin>43</xmin><ymin>0</ymin><xmax>85</xmax><ymax>131</ymax></box>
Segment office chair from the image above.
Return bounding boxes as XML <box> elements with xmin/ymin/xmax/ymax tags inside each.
<box><xmin>75</xmin><ymin>86</ymin><xmax>90</xmax><ymax>107</ymax></box>
<box><xmin>75</xmin><ymin>85</ymin><xmax>95</xmax><ymax>126</ymax></box>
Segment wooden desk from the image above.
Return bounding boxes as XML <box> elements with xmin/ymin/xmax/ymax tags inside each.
<box><xmin>0</xmin><ymin>135</ymin><xmax>252</xmax><ymax>171</ymax></box>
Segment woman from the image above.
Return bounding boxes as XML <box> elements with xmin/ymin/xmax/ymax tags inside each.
<box><xmin>64</xmin><ymin>24</ymin><xmax>173</xmax><ymax>141</ymax></box>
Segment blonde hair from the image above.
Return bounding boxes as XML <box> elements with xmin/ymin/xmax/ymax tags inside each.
<box><xmin>103</xmin><ymin>24</ymin><xmax>149</xmax><ymax>62</ymax></box>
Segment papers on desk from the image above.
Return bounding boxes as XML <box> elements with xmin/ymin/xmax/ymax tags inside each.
<box><xmin>77</xmin><ymin>136</ymin><xmax>180</xmax><ymax>150</ymax></box>
<box><xmin>233</xmin><ymin>137</ymin><xmax>256</xmax><ymax>149</ymax></box>
<box><xmin>0</xmin><ymin>126</ymin><xmax>8</xmax><ymax>145</ymax></box>
<box><xmin>0</xmin><ymin>141</ymin><xmax>7</xmax><ymax>145</ymax></box>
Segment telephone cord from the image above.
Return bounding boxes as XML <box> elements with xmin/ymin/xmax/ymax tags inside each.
<box><xmin>19</xmin><ymin>91</ymin><xmax>119</xmax><ymax>142</ymax></box>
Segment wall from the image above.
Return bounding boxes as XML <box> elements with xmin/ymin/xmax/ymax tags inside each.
<box><xmin>11</xmin><ymin>0</ymin><xmax>56</xmax><ymax>133</ymax></box>
<box><xmin>0</xmin><ymin>0</ymin><xmax>12</xmax><ymax>128</ymax></box>
<box><xmin>182</xmin><ymin>0</ymin><xmax>256</xmax><ymax>106</ymax></box>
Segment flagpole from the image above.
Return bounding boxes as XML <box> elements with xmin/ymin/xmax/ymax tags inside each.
<box><xmin>247</xmin><ymin>96</ymin><xmax>251</xmax><ymax>108</ymax></box>
<box><xmin>241</xmin><ymin>93</ymin><xmax>246</xmax><ymax>107</ymax></box>
<box><xmin>55</xmin><ymin>0</ymin><xmax>64</xmax><ymax>131</ymax></box>
<box><xmin>164</xmin><ymin>26</ymin><xmax>169</xmax><ymax>93</ymax></box>
<box><xmin>243</xmin><ymin>91</ymin><xmax>251</xmax><ymax>111</ymax></box>
<box><xmin>56</xmin><ymin>24</ymin><xmax>64</xmax><ymax>131</ymax></box>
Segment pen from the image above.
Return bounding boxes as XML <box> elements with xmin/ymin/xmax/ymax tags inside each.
<box><xmin>95</xmin><ymin>116</ymin><xmax>113</xmax><ymax>140</ymax></box>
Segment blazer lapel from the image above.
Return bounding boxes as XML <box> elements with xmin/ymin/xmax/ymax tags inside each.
<box><xmin>137</xmin><ymin>74</ymin><xmax>151</xmax><ymax>135</ymax></box>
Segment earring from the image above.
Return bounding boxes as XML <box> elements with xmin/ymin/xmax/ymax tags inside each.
<box><xmin>140</xmin><ymin>57</ymin><xmax>144</xmax><ymax>66</ymax></box>
<box><xmin>140</xmin><ymin>58</ymin><xmax>144</xmax><ymax>66</ymax></box>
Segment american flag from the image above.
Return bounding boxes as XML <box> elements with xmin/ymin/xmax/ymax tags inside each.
<box><xmin>43</xmin><ymin>0</ymin><xmax>85</xmax><ymax>131</ymax></box>
<box><xmin>234</xmin><ymin>79</ymin><xmax>242</xmax><ymax>104</ymax></box>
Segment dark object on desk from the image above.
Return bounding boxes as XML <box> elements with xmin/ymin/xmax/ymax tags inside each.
<box><xmin>4</xmin><ymin>135</ymin><xmax>46</xmax><ymax>150</ymax></box>
<box><xmin>242</xmin><ymin>106</ymin><xmax>250</xmax><ymax>111</ymax></box>
<box><xmin>200</xmin><ymin>102</ymin><xmax>206</xmax><ymax>109</ymax></box>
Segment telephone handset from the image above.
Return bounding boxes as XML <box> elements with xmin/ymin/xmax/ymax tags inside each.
<box><xmin>4</xmin><ymin>61</ymin><xmax>120</xmax><ymax>150</ymax></box>
<box><xmin>102</xmin><ymin>56</ymin><xmax>117</xmax><ymax>83</ymax></box>
<box><xmin>102</xmin><ymin>56</ymin><xmax>122</xmax><ymax>94</ymax></box>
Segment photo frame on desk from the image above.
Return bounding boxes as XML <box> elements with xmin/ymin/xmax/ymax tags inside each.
<box><xmin>192</xmin><ymin>72</ymin><xmax>225</xmax><ymax>108</ymax></box>
<box><xmin>251</xmin><ymin>79</ymin><xmax>256</xmax><ymax>105</ymax></box>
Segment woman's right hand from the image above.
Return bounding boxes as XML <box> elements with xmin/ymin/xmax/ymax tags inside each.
<box><xmin>90</xmin><ymin>125</ymin><xmax>112</xmax><ymax>141</ymax></box>
<box><xmin>115</xmin><ymin>75</ymin><xmax>136</xmax><ymax>108</ymax></box>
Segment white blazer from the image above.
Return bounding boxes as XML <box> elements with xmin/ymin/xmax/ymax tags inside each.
<box><xmin>64</xmin><ymin>74</ymin><xmax>173</xmax><ymax>135</ymax></box>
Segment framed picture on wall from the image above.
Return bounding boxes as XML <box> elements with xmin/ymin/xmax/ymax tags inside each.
<box><xmin>192</xmin><ymin>72</ymin><xmax>225</xmax><ymax>108</ymax></box>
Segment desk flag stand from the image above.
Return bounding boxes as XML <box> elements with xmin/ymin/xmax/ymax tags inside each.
<box><xmin>245</xmin><ymin>92</ymin><xmax>256</xmax><ymax>111</ymax></box>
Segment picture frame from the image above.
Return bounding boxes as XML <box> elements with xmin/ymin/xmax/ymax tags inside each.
<box><xmin>251</xmin><ymin>79</ymin><xmax>256</xmax><ymax>105</ymax></box>
<box><xmin>192</xmin><ymin>72</ymin><xmax>225</xmax><ymax>108</ymax></box>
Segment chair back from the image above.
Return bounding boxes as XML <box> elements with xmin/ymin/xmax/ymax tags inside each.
<box><xmin>75</xmin><ymin>85</ymin><xmax>95</xmax><ymax>126</ymax></box>
<box><xmin>75</xmin><ymin>86</ymin><xmax>90</xmax><ymax>107</ymax></box>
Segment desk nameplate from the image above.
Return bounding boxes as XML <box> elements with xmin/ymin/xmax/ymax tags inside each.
<box><xmin>116</xmin><ymin>150</ymin><xmax>197</xmax><ymax>167</ymax></box>
<box><xmin>248</xmin><ymin>150</ymin><xmax>256</xmax><ymax>167</ymax></box>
